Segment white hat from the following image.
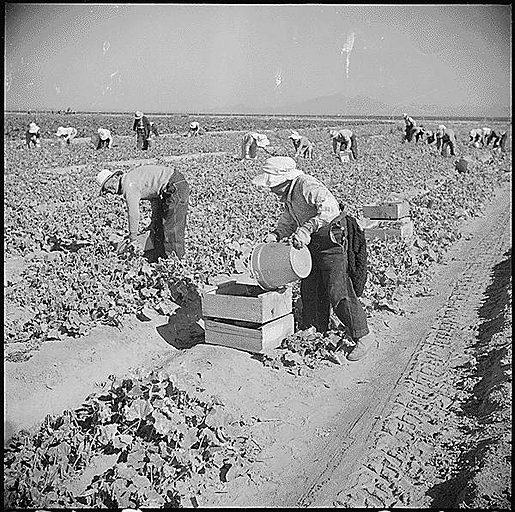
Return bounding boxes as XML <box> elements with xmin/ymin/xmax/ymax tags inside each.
<box><xmin>190</xmin><ymin>121</ymin><xmax>199</xmax><ymax>129</ymax></box>
<box><xmin>252</xmin><ymin>156</ymin><xmax>304</xmax><ymax>188</ymax></box>
<box><xmin>402</xmin><ymin>113</ymin><xmax>408</xmax><ymax>117</ymax></box>
<box><xmin>96</xmin><ymin>168</ymin><xmax>118</xmax><ymax>190</ymax></box>
<box><xmin>254</xmin><ymin>133</ymin><xmax>270</xmax><ymax>148</ymax></box>
<box><xmin>28</xmin><ymin>122</ymin><xmax>40</xmax><ymax>133</ymax></box>
<box><xmin>134</xmin><ymin>111</ymin><xmax>143</xmax><ymax>119</ymax></box>
<box><xmin>289</xmin><ymin>131</ymin><xmax>302</xmax><ymax>140</ymax></box>
<box><xmin>329</xmin><ymin>129</ymin><xmax>339</xmax><ymax>138</ymax></box>
<box><xmin>438</xmin><ymin>124</ymin><xmax>447</xmax><ymax>131</ymax></box>
<box><xmin>97</xmin><ymin>128</ymin><xmax>110</xmax><ymax>140</ymax></box>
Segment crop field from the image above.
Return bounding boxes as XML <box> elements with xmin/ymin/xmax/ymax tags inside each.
<box><xmin>4</xmin><ymin>112</ymin><xmax>512</xmax><ymax>508</ymax></box>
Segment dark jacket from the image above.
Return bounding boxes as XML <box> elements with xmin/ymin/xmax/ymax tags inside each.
<box><xmin>132</xmin><ymin>116</ymin><xmax>151</xmax><ymax>139</ymax></box>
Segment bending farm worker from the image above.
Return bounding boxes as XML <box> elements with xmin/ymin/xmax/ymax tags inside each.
<box><xmin>96</xmin><ymin>164</ymin><xmax>190</xmax><ymax>262</ymax></box>
<box><xmin>56</xmin><ymin>126</ymin><xmax>78</xmax><ymax>145</ymax></box>
<box><xmin>469</xmin><ymin>128</ymin><xmax>483</xmax><ymax>147</ymax></box>
<box><xmin>402</xmin><ymin>113</ymin><xmax>416</xmax><ymax>142</ymax></box>
<box><xmin>424</xmin><ymin>129</ymin><xmax>437</xmax><ymax>145</ymax></box>
<box><xmin>26</xmin><ymin>122</ymin><xmax>41</xmax><ymax>148</ymax></box>
<box><xmin>252</xmin><ymin>156</ymin><xmax>374</xmax><ymax>362</ymax></box>
<box><xmin>436</xmin><ymin>124</ymin><xmax>456</xmax><ymax>157</ymax></box>
<box><xmin>486</xmin><ymin>129</ymin><xmax>508</xmax><ymax>151</ymax></box>
<box><xmin>188</xmin><ymin>121</ymin><xmax>200</xmax><ymax>137</ymax></box>
<box><xmin>241</xmin><ymin>131</ymin><xmax>270</xmax><ymax>160</ymax></box>
<box><xmin>411</xmin><ymin>125</ymin><xmax>425</xmax><ymax>143</ymax></box>
<box><xmin>482</xmin><ymin>127</ymin><xmax>492</xmax><ymax>145</ymax></box>
<box><xmin>96</xmin><ymin>128</ymin><xmax>113</xmax><ymax>149</ymax></box>
<box><xmin>330</xmin><ymin>129</ymin><xmax>358</xmax><ymax>161</ymax></box>
<box><xmin>132</xmin><ymin>111</ymin><xmax>152</xmax><ymax>150</ymax></box>
<box><xmin>289</xmin><ymin>131</ymin><xmax>314</xmax><ymax>159</ymax></box>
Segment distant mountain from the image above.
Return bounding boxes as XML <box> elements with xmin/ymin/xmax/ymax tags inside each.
<box><xmin>214</xmin><ymin>93</ymin><xmax>511</xmax><ymax>120</ymax></box>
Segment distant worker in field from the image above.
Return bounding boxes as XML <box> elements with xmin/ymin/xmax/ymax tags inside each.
<box><xmin>402</xmin><ymin>113</ymin><xmax>416</xmax><ymax>142</ymax></box>
<box><xmin>436</xmin><ymin>124</ymin><xmax>457</xmax><ymax>157</ymax></box>
<box><xmin>56</xmin><ymin>126</ymin><xmax>78</xmax><ymax>146</ymax></box>
<box><xmin>289</xmin><ymin>131</ymin><xmax>314</xmax><ymax>159</ymax></box>
<box><xmin>187</xmin><ymin>121</ymin><xmax>200</xmax><ymax>137</ymax></box>
<box><xmin>95</xmin><ymin>128</ymin><xmax>113</xmax><ymax>149</ymax></box>
<box><xmin>96</xmin><ymin>164</ymin><xmax>190</xmax><ymax>261</ymax></box>
<box><xmin>132</xmin><ymin>111</ymin><xmax>152</xmax><ymax>150</ymax></box>
<box><xmin>252</xmin><ymin>156</ymin><xmax>374</xmax><ymax>361</ymax></box>
<box><xmin>424</xmin><ymin>129</ymin><xmax>437</xmax><ymax>145</ymax></box>
<box><xmin>486</xmin><ymin>129</ymin><xmax>508</xmax><ymax>152</ymax></box>
<box><xmin>481</xmin><ymin>127</ymin><xmax>492</xmax><ymax>145</ymax></box>
<box><xmin>146</xmin><ymin>122</ymin><xmax>160</xmax><ymax>148</ymax></box>
<box><xmin>330</xmin><ymin>129</ymin><xmax>358</xmax><ymax>161</ymax></box>
<box><xmin>469</xmin><ymin>128</ymin><xmax>484</xmax><ymax>147</ymax></box>
<box><xmin>410</xmin><ymin>125</ymin><xmax>426</xmax><ymax>143</ymax></box>
<box><xmin>25</xmin><ymin>122</ymin><xmax>41</xmax><ymax>148</ymax></box>
<box><xmin>241</xmin><ymin>131</ymin><xmax>271</xmax><ymax>160</ymax></box>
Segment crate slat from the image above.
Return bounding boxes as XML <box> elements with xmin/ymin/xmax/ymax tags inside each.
<box><xmin>362</xmin><ymin>201</ymin><xmax>410</xmax><ymax>220</ymax></box>
<box><xmin>204</xmin><ymin>314</ymin><xmax>294</xmax><ymax>353</ymax></box>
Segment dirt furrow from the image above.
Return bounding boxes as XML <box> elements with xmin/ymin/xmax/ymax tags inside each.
<box><xmin>284</xmin><ymin>185</ymin><xmax>511</xmax><ymax>508</ymax></box>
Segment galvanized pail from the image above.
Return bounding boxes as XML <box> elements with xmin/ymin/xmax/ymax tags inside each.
<box><xmin>250</xmin><ymin>242</ymin><xmax>312</xmax><ymax>291</ymax></box>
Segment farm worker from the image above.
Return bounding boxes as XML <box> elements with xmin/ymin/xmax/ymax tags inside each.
<box><xmin>25</xmin><ymin>122</ymin><xmax>41</xmax><ymax>148</ymax></box>
<box><xmin>469</xmin><ymin>128</ymin><xmax>483</xmax><ymax>147</ymax></box>
<box><xmin>241</xmin><ymin>132</ymin><xmax>270</xmax><ymax>160</ymax></box>
<box><xmin>411</xmin><ymin>125</ymin><xmax>425</xmax><ymax>143</ymax></box>
<box><xmin>56</xmin><ymin>126</ymin><xmax>78</xmax><ymax>145</ymax></box>
<box><xmin>95</xmin><ymin>128</ymin><xmax>113</xmax><ymax>149</ymax></box>
<box><xmin>252</xmin><ymin>156</ymin><xmax>374</xmax><ymax>361</ymax></box>
<box><xmin>424</xmin><ymin>129</ymin><xmax>437</xmax><ymax>145</ymax></box>
<box><xmin>486</xmin><ymin>129</ymin><xmax>507</xmax><ymax>151</ymax></box>
<box><xmin>289</xmin><ymin>131</ymin><xmax>314</xmax><ymax>159</ymax></box>
<box><xmin>330</xmin><ymin>129</ymin><xmax>358</xmax><ymax>161</ymax></box>
<box><xmin>147</xmin><ymin>122</ymin><xmax>159</xmax><ymax>148</ymax></box>
<box><xmin>436</xmin><ymin>124</ymin><xmax>456</xmax><ymax>156</ymax></box>
<box><xmin>482</xmin><ymin>127</ymin><xmax>492</xmax><ymax>145</ymax></box>
<box><xmin>96</xmin><ymin>165</ymin><xmax>190</xmax><ymax>261</ymax></box>
<box><xmin>402</xmin><ymin>113</ymin><xmax>416</xmax><ymax>142</ymax></box>
<box><xmin>187</xmin><ymin>121</ymin><xmax>200</xmax><ymax>137</ymax></box>
<box><xmin>132</xmin><ymin>111</ymin><xmax>151</xmax><ymax>150</ymax></box>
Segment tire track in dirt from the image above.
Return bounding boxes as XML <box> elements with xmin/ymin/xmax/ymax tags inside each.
<box><xmin>285</xmin><ymin>185</ymin><xmax>512</xmax><ymax>508</ymax></box>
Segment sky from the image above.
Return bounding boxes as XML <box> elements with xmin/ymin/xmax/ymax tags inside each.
<box><xmin>4</xmin><ymin>3</ymin><xmax>512</xmax><ymax>115</ymax></box>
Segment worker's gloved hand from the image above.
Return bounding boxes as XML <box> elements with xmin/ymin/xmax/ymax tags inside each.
<box><xmin>290</xmin><ymin>227</ymin><xmax>311</xmax><ymax>250</ymax></box>
<box><xmin>264</xmin><ymin>233</ymin><xmax>278</xmax><ymax>243</ymax></box>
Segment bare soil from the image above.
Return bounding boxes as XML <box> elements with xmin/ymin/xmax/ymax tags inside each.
<box><xmin>3</xmin><ymin>183</ymin><xmax>512</xmax><ymax>508</ymax></box>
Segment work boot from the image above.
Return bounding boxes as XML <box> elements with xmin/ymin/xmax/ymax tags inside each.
<box><xmin>347</xmin><ymin>332</ymin><xmax>375</xmax><ymax>361</ymax></box>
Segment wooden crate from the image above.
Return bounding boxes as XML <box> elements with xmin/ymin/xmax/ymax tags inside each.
<box><xmin>204</xmin><ymin>314</ymin><xmax>294</xmax><ymax>353</ymax></box>
<box><xmin>202</xmin><ymin>281</ymin><xmax>292</xmax><ymax>324</ymax></box>
<box><xmin>362</xmin><ymin>201</ymin><xmax>410</xmax><ymax>220</ymax></box>
<box><xmin>364</xmin><ymin>217</ymin><xmax>414</xmax><ymax>241</ymax></box>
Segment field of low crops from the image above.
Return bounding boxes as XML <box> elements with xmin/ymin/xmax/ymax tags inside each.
<box><xmin>3</xmin><ymin>112</ymin><xmax>511</xmax><ymax>508</ymax></box>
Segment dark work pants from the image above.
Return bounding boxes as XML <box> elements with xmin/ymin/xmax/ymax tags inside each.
<box><xmin>350</xmin><ymin>135</ymin><xmax>358</xmax><ymax>160</ymax></box>
<box><xmin>151</xmin><ymin>171</ymin><xmax>189</xmax><ymax>259</ymax></box>
<box><xmin>136</xmin><ymin>130</ymin><xmax>149</xmax><ymax>150</ymax></box>
<box><xmin>300</xmin><ymin>233</ymin><xmax>369</xmax><ymax>340</ymax></box>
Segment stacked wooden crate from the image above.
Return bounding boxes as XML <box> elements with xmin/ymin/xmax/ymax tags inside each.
<box><xmin>361</xmin><ymin>200</ymin><xmax>414</xmax><ymax>242</ymax></box>
<box><xmin>201</xmin><ymin>276</ymin><xmax>294</xmax><ymax>353</ymax></box>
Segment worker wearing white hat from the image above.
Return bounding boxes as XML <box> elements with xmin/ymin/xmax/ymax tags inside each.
<box><xmin>436</xmin><ymin>124</ymin><xmax>456</xmax><ymax>156</ymax></box>
<box><xmin>252</xmin><ymin>156</ymin><xmax>374</xmax><ymax>361</ymax></box>
<box><xmin>26</xmin><ymin>122</ymin><xmax>41</xmax><ymax>148</ymax></box>
<box><xmin>241</xmin><ymin>131</ymin><xmax>271</xmax><ymax>160</ymax></box>
<box><xmin>402</xmin><ymin>113</ymin><xmax>416</xmax><ymax>142</ymax></box>
<box><xmin>56</xmin><ymin>126</ymin><xmax>78</xmax><ymax>145</ymax></box>
<box><xmin>289</xmin><ymin>131</ymin><xmax>314</xmax><ymax>159</ymax></box>
<box><xmin>187</xmin><ymin>121</ymin><xmax>200</xmax><ymax>137</ymax></box>
<box><xmin>96</xmin><ymin>164</ymin><xmax>190</xmax><ymax>261</ymax></box>
<box><xmin>95</xmin><ymin>128</ymin><xmax>113</xmax><ymax>149</ymax></box>
<box><xmin>330</xmin><ymin>128</ymin><xmax>358</xmax><ymax>161</ymax></box>
<box><xmin>132</xmin><ymin>111</ymin><xmax>151</xmax><ymax>150</ymax></box>
<box><xmin>469</xmin><ymin>128</ymin><xmax>483</xmax><ymax>147</ymax></box>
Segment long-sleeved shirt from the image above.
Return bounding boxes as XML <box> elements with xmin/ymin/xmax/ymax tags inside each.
<box><xmin>57</xmin><ymin>127</ymin><xmax>78</xmax><ymax>141</ymax></box>
<box><xmin>120</xmin><ymin>165</ymin><xmax>178</xmax><ymax>240</ymax></box>
<box><xmin>332</xmin><ymin>129</ymin><xmax>353</xmax><ymax>154</ymax></box>
<box><xmin>274</xmin><ymin>174</ymin><xmax>340</xmax><ymax>240</ymax></box>
<box><xmin>403</xmin><ymin>116</ymin><xmax>415</xmax><ymax>128</ymax></box>
<box><xmin>292</xmin><ymin>136</ymin><xmax>313</xmax><ymax>156</ymax></box>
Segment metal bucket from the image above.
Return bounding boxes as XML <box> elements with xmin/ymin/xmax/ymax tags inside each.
<box><xmin>250</xmin><ymin>242</ymin><xmax>312</xmax><ymax>290</ymax></box>
<box><xmin>339</xmin><ymin>151</ymin><xmax>351</xmax><ymax>163</ymax></box>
